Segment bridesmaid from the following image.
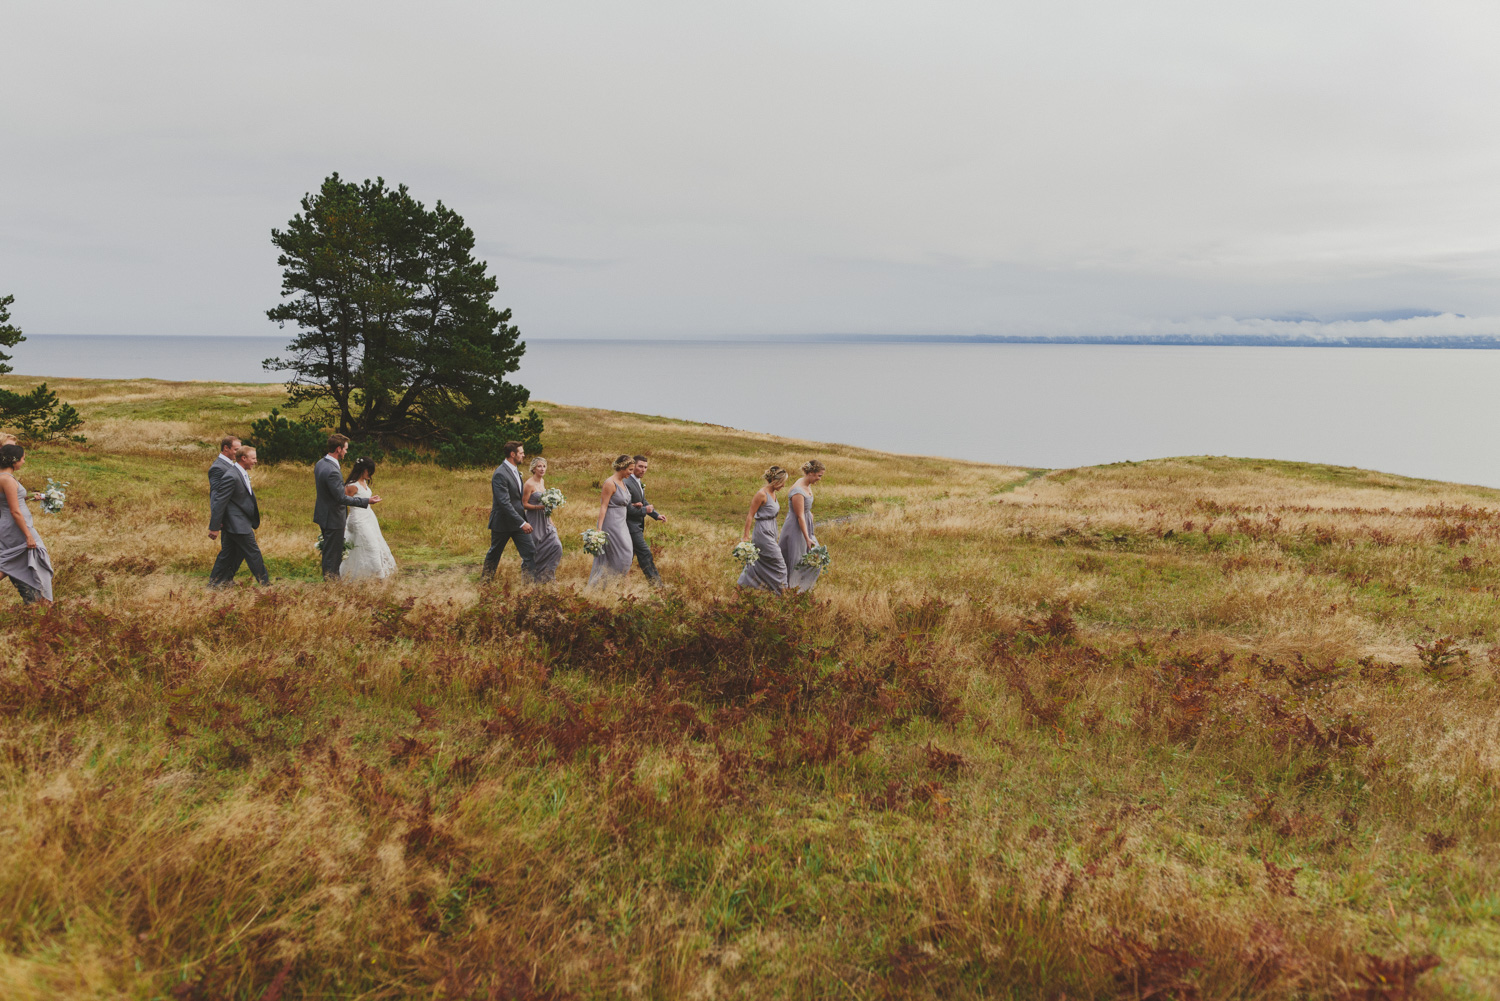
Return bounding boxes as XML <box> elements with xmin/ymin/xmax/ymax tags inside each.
<box><xmin>587</xmin><ymin>454</ymin><xmax>635</xmax><ymax>586</ymax></box>
<box><xmin>737</xmin><ymin>465</ymin><xmax>788</xmax><ymax>593</ymax></box>
<box><xmin>0</xmin><ymin>443</ymin><xmax>53</xmax><ymax>604</ymax></box>
<box><xmin>780</xmin><ymin>459</ymin><xmax>825</xmax><ymax>592</ymax></box>
<box><xmin>521</xmin><ymin>456</ymin><xmax>563</xmax><ymax>583</ymax></box>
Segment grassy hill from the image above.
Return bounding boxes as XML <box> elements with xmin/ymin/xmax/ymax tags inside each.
<box><xmin>1</xmin><ymin>377</ymin><xmax>1496</xmax><ymax>999</ymax></box>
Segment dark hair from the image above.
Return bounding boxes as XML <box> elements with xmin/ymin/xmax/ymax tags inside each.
<box><xmin>612</xmin><ymin>454</ymin><xmax>634</xmax><ymax>471</ymax></box>
<box><xmin>346</xmin><ymin>457</ymin><xmax>376</xmax><ymax>485</ymax></box>
<box><xmin>802</xmin><ymin>459</ymin><xmax>825</xmax><ymax>475</ymax></box>
<box><xmin>502</xmin><ymin>440</ymin><xmax>523</xmax><ymax>460</ymax></box>
<box><xmin>633</xmin><ymin>454</ymin><xmax>648</xmax><ymax>463</ymax></box>
<box><xmin>220</xmin><ymin>435</ymin><xmax>240</xmax><ymax>452</ymax></box>
<box><xmin>0</xmin><ymin>444</ymin><xmax>22</xmax><ymax>469</ymax></box>
<box><xmin>327</xmin><ymin>433</ymin><xmax>350</xmax><ymax>452</ymax></box>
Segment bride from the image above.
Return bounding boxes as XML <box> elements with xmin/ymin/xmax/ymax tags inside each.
<box><xmin>341</xmin><ymin>457</ymin><xmax>397</xmax><ymax>580</ymax></box>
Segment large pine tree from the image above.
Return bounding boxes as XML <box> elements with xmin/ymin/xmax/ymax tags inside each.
<box><xmin>265</xmin><ymin>175</ymin><xmax>539</xmax><ymax>453</ymax></box>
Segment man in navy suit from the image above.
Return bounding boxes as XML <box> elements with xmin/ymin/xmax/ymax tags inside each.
<box><xmin>208</xmin><ymin>445</ymin><xmax>269</xmax><ymax>586</ymax></box>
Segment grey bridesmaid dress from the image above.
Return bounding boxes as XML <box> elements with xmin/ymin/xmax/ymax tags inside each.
<box><xmin>587</xmin><ymin>481</ymin><xmax>633</xmax><ymax>585</ymax></box>
<box><xmin>0</xmin><ymin>481</ymin><xmax>53</xmax><ymax>602</ymax></box>
<box><xmin>737</xmin><ymin>493</ymin><xmax>786</xmax><ymax>593</ymax></box>
<box><xmin>779</xmin><ymin>485</ymin><xmax>820</xmax><ymax>592</ymax></box>
<box><xmin>524</xmin><ymin>488</ymin><xmax>563</xmax><ymax>583</ymax></box>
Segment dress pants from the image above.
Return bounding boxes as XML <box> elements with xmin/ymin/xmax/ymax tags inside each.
<box><xmin>212</xmin><ymin>531</ymin><xmax>269</xmax><ymax>586</ymax></box>
<box><xmin>483</xmin><ymin>527</ymin><xmax>536</xmax><ymax>581</ymax></box>
<box><xmin>319</xmin><ymin>525</ymin><xmax>345</xmax><ymax>580</ymax></box>
<box><xmin>209</xmin><ymin>534</ymin><xmax>236</xmax><ymax>582</ymax></box>
<box><xmin>628</xmin><ymin>521</ymin><xmax>662</xmax><ymax>583</ymax></box>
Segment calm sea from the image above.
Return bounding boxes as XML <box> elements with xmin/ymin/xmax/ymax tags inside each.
<box><xmin>18</xmin><ymin>334</ymin><xmax>1500</xmax><ymax>488</ymax></box>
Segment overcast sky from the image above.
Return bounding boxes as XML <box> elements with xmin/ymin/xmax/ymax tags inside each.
<box><xmin>4</xmin><ymin>1</ymin><xmax>1500</xmax><ymax>340</ymax></box>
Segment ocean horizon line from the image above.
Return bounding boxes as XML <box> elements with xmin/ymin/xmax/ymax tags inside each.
<box><xmin>21</xmin><ymin>331</ymin><xmax>1500</xmax><ymax>349</ymax></box>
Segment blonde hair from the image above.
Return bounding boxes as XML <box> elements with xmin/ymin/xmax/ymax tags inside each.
<box><xmin>764</xmin><ymin>465</ymin><xmax>787</xmax><ymax>485</ymax></box>
<box><xmin>612</xmin><ymin>454</ymin><xmax>634</xmax><ymax>471</ymax></box>
<box><xmin>233</xmin><ymin>445</ymin><xmax>256</xmax><ymax>461</ymax></box>
<box><xmin>802</xmin><ymin>459</ymin><xmax>825</xmax><ymax>475</ymax></box>
<box><xmin>0</xmin><ymin>434</ymin><xmax>17</xmax><ymax>448</ymax></box>
<box><xmin>529</xmin><ymin>456</ymin><xmax>547</xmax><ymax>473</ymax></box>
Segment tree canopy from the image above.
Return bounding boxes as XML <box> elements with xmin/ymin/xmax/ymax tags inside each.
<box><xmin>264</xmin><ymin>175</ymin><xmax>540</xmax><ymax>457</ymax></box>
<box><xmin>0</xmin><ymin>294</ymin><xmax>25</xmax><ymax>375</ymax></box>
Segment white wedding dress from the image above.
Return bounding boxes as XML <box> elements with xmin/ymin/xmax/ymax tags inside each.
<box><xmin>340</xmin><ymin>482</ymin><xmax>397</xmax><ymax>580</ymax></box>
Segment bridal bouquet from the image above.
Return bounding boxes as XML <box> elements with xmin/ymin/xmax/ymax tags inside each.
<box><xmin>796</xmin><ymin>544</ymin><xmax>831</xmax><ymax>571</ymax></box>
<box><xmin>581</xmin><ymin>529</ymin><xmax>609</xmax><ymax>556</ymax></box>
<box><xmin>39</xmin><ymin>478</ymin><xmax>68</xmax><ymax>515</ymax></box>
<box><xmin>314</xmin><ymin>534</ymin><xmax>355</xmax><ymax>555</ymax></box>
<box><xmin>731</xmin><ymin>540</ymin><xmax>760</xmax><ymax>568</ymax></box>
<box><xmin>541</xmin><ymin>487</ymin><xmax>566</xmax><ymax>513</ymax></box>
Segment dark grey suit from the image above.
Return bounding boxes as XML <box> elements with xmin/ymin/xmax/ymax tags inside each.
<box><xmin>207</xmin><ymin>455</ymin><xmax>238</xmax><ymax>583</ymax></box>
<box><xmin>208</xmin><ymin>464</ymin><xmax>268</xmax><ymax>586</ymax></box>
<box><xmin>483</xmin><ymin>460</ymin><xmax>535</xmax><ymax>580</ymax></box>
<box><xmin>312</xmin><ymin>455</ymin><xmax>368</xmax><ymax>579</ymax></box>
<box><xmin>624</xmin><ymin>474</ymin><xmax>663</xmax><ymax>584</ymax></box>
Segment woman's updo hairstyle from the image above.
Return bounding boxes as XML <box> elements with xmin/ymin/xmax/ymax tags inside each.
<box><xmin>612</xmin><ymin>454</ymin><xmax>634</xmax><ymax>471</ymax></box>
<box><xmin>802</xmin><ymin>459</ymin><xmax>825</xmax><ymax>475</ymax></box>
<box><xmin>0</xmin><ymin>443</ymin><xmax>24</xmax><ymax>469</ymax></box>
<box><xmin>530</xmin><ymin>456</ymin><xmax>547</xmax><ymax>473</ymax></box>
<box><xmin>764</xmin><ymin>464</ymin><xmax>787</xmax><ymax>485</ymax></box>
<box><xmin>345</xmin><ymin>457</ymin><xmax>376</xmax><ymax>485</ymax></box>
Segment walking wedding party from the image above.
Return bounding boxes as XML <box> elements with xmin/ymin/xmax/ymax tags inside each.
<box><xmin>5</xmin><ymin>2</ymin><xmax>1499</xmax><ymax>998</ymax></box>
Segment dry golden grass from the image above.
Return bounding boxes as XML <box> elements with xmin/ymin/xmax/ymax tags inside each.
<box><xmin>0</xmin><ymin>377</ymin><xmax>1497</xmax><ymax>998</ymax></box>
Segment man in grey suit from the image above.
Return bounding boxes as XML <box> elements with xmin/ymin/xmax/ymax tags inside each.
<box><xmin>482</xmin><ymin>439</ymin><xmax>535</xmax><ymax>581</ymax></box>
<box><xmin>625</xmin><ymin>454</ymin><xmax>666</xmax><ymax>586</ymax></box>
<box><xmin>313</xmin><ymin>433</ymin><xmax>380</xmax><ymax>580</ymax></box>
<box><xmin>206</xmin><ymin>434</ymin><xmax>240</xmax><ymax>584</ymax></box>
<box><xmin>208</xmin><ymin>446</ymin><xmax>269</xmax><ymax>586</ymax></box>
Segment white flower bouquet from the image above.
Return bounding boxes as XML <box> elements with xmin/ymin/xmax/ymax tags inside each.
<box><xmin>39</xmin><ymin>478</ymin><xmax>68</xmax><ymax>515</ymax></box>
<box><xmin>315</xmin><ymin>534</ymin><xmax>355</xmax><ymax>555</ymax></box>
<box><xmin>541</xmin><ymin>487</ymin><xmax>566</xmax><ymax>513</ymax></box>
<box><xmin>732</xmin><ymin>540</ymin><xmax>760</xmax><ymax>568</ymax></box>
<box><xmin>797</xmin><ymin>543</ymin><xmax>831</xmax><ymax>571</ymax></box>
<box><xmin>581</xmin><ymin>529</ymin><xmax>609</xmax><ymax>556</ymax></box>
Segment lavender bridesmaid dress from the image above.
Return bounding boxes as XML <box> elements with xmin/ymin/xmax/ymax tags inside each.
<box><xmin>737</xmin><ymin>494</ymin><xmax>786</xmax><ymax>593</ymax></box>
<box><xmin>779</xmin><ymin>485</ymin><xmax>820</xmax><ymax>592</ymax></box>
<box><xmin>525</xmin><ymin>489</ymin><xmax>563</xmax><ymax>583</ymax></box>
<box><xmin>587</xmin><ymin>482</ymin><xmax>633</xmax><ymax>585</ymax></box>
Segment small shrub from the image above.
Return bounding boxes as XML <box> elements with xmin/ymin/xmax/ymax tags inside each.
<box><xmin>0</xmin><ymin>383</ymin><xmax>85</xmax><ymax>444</ymax></box>
<box><xmin>1415</xmin><ymin>635</ymin><xmax>1471</xmax><ymax>682</ymax></box>
<box><xmin>248</xmin><ymin>408</ymin><xmax>327</xmax><ymax>465</ymax></box>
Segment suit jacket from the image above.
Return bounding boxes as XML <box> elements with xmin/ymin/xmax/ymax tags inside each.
<box><xmin>312</xmin><ymin>455</ymin><xmax>368</xmax><ymax>530</ymax></box>
<box><xmin>207</xmin><ymin>455</ymin><xmax>234</xmax><ymax>522</ymax></box>
<box><xmin>209</xmin><ymin>466</ymin><xmax>261</xmax><ymax>534</ymax></box>
<box><xmin>488</xmin><ymin>461</ymin><xmax>527</xmax><ymax>533</ymax></box>
<box><xmin>624</xmin><ymin>475</ymin><xmax>663</xmax><ymax>527</ymax></box>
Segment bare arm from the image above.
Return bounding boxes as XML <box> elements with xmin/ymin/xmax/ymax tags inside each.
<box><xmin>2</xmin><ymin>477</ymin><xmax>37</xmax><ymax>547</ymax></box>
<box><xmin>791</xmin><ymin>492</ymin><xmax>813</xmax><ymax>545</ymax></box>
<box><xmin>741</xmin><ymin>488</ymin><xmax>765</xmax><ymax>542</ymax></box>
<box><xmin>596</xmin><ymin>479</ymin><xmax>616</xmax><ymax>530</ymax></box>
<box><xmin>345</xmin><ymin>482</ymin><xmax>359</xmax><ymax>496</ymax></box>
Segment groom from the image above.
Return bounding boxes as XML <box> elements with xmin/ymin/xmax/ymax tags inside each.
<box><xmin>626</xmin><ymin>454</ymin><xmax>666</xmax><ymax>585</ymax></box>
<box><xmin>313</xmin><ymin>433</ymin><xmax>380</xmax><ymax>580</ymax></box>
<box><xmin>482</xmin><ymin>440</ymin><xmax>535</xmax><ymax>582</ymax></box>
